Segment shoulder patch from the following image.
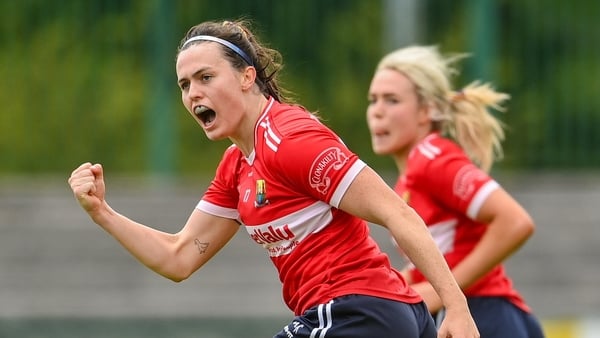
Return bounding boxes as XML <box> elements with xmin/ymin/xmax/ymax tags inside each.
<box><xmin>453</xmin><ymin>164</ymin><xmax>488</xmax><ymax>200</ymax></box>
<box><xmin>309</xmin><ymin>147</ymin><xmax>349</xmax><ymax>194</ymax></box>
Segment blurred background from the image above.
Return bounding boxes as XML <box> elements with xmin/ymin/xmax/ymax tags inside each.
<box><xmin>1</xmin><ymin>0</ymin><xmax>599</xmax><ymax>337</ymax></box>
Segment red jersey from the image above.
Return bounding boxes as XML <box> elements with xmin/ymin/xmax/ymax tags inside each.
<box><xmin>197</xmin><ymin>98</ymin><xmax>420</xmax><ymax>315</ymax></box>
<box><xmin>396</xmin><ymin>132</ymin><xmax>531</xmax><ymax>312</ymax></box>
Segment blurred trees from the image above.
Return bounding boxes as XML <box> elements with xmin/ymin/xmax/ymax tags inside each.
<box><xmin>0</xmin><ymin>0</ymin><xmax>598</xmax><ymax>175</ymax></box>
<box><xmin>425</xmin><ymin>0</ymin><xmax>600</xmax><ymax>169</ymax></box>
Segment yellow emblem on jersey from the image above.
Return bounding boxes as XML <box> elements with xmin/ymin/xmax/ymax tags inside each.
<box><xmin>255</xmin><ymin>179</ymin><xmax>270</xmax><ymax>208</ymax></box>
<box><xmin>402</xmin><ymin>191</ymin><xmax>410</xmax><ymax>203</ymax></box>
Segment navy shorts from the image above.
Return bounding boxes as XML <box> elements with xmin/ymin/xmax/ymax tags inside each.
<box><xmin>273</xmin><ymin>295</ymin><xmax>436</xmax><ymax>338</ymax></box>
<box><xmin>435</xmin><ymin>296</ymin><xmax>545</xmax><ymax>338</ymax></box>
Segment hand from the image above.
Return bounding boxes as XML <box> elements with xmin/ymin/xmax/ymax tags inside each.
<box><xmin>68</xmin><ymin>162</ymin><xmax>106</xmax><ymax>215</ymax></box>
<box><xmin>437</xmin><ymin>305</ymin><xmax>480</xmax><ymax>338</ymax></box>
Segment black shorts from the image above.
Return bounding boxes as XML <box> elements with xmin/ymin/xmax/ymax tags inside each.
<box><xmin>273</xmin><ymin>295</ymin><xmax>436</xmax><ymax>338</ymax></box>
<box><xmin>434</xmin><ymin>296</ymin><xmax>545</xmax><ymax>338</ymax></box>
<box><xmin>466</xmin><ymin>296</ymin><xmax>545</xmax><ymax>338</ymax></box>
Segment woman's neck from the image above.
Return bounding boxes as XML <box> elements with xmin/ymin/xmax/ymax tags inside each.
<box><xmin>392</xmin><ymin>131</ymin><xmax>435</xmax><ymax>175</ymax></box>
<box><xmin>230</xmin><ymin>94</ymin><xmax>269</xmax><ymax>157</ymax></box>
<box><xmin>392</xmin><ymin>150</ymin><xmax>410</xmax><ymax>175</ymax></box>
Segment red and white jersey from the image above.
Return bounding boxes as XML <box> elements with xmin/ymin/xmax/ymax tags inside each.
<box><xmin>197</xmin><ymin>98</ymin><xmax>420</xmax><ymax>315</ymax></box>
<box><xmin>396</xmin><ymin>132</ymin><xmax>531</xmax><ymax>312</ymax></box>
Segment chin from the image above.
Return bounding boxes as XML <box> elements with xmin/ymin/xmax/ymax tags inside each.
<box><xmin>204</xmin><ymin>133</ymin><xmax>227</xmax><ymax>141</ymax></box>
<box><xmin>372</xmin><ymin>145</ymin><xmax>389</xmax><ymax>155</ymax></box>
<box><xmin>202</xmin><ymin>129</ymin><xmax>223</xmax><ymax>141</ymax></box>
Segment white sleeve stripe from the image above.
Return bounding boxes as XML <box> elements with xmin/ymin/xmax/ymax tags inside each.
<box><xmin>264</xmin><ymin>132</ymin><xmax>279</xmax><ymax>152</ymax></box>
<box><xmin>196</xmin><ymin>200</ymin><xmax>240</xmax><ymax>220</ymax></box>
<box><xmin>266</xmin><ymin>123</ymin><xmax>281</xmax><ymax>144</ymax></box>
<box><xmin>417</xmin><ymin>144</ymin><xmax>436</xmax><ymax>159</ymax></box>
<box><xmin>329</xmin><ymin>160</ymin><xmax>367</xmax><ymax>208</ymax></box>
<box><xmin>466</xmin><ymin>180</ymin><xmax>499</xmax><ymax>219</ymax></box>
<box><xmin>422</xmin><ymin>139</ymin><xmax>441</xmax><ymax>155</ymax></box>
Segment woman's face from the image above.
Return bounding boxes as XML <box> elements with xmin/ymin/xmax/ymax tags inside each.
<box><xmin>176</xmin><ymin>42</ymin><xmax>247</xmax><ymax>141</ymax></box>
<box><xmin>366</xmin><ymin>68</ymin><xmax>429</xmax><ymax>157</ymax></box>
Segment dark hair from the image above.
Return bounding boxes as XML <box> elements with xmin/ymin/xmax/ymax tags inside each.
<box><xmin>177</xmin><ymin>19</ymin><xmax>293</xmax><ymax>103</ymax></box>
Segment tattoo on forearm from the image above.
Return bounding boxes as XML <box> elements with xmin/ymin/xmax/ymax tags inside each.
<box><xmin>194</xmin><ymin>239</ymin><xmax>209</xmax><ymax>254</ymax></box>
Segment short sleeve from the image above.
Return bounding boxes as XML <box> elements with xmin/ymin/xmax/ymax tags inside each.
<box><xmin>197</xmin><ymin>146</ymin><xmax>241</xmax><ymax>220</ymax></box>
<box><xmin>274</xmin><ymin>124</ymin><xmax>364</xmax><ymax>208</ymax></box>
<box><xmin>421</xmin><ymin>151</ymin><xmax>498</xmax><ymax>219</ymax></box>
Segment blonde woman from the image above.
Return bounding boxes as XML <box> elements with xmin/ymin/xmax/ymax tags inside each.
<box><xmin>366</xmin><ymin>45</ymin><xmax>545</xmax><ymax>338</ymax></box>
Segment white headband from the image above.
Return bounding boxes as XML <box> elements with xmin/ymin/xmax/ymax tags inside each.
<box><xmin>182</xmin><ymin>35</ymin><xmax>253</xmax><ymax>66</ymax></box>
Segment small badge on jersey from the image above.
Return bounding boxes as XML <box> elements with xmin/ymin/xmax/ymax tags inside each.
<box><xmin>402</xmin><ymin>191</ymin><xmax>410</xmax><ymax>203</ymax></box>
<box><xmin>254</xmin><ymin>179</ymin><xmax>270</xmax><ymax>208</ymax></box>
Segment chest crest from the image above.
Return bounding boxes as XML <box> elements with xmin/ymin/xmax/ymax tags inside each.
<box><xmin>402</xmin><ymin>190</ymin><xmax>411</xmax><ymax>203</ymax></box>
<box><xmin>254</xmin><ymin>179</ymin><xmax>270</xmax><ymax>208</ymax></box>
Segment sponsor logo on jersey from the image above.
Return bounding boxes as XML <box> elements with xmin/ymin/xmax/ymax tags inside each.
<box><xmin>254</xmin><ymin>179</ymin><xmax>270</xmax><ymax>207</ymax></box>
<box><xmin>250</xmin><ymin>224</ymin><xmax>294</xmax><ymax>245</ymax></box>
<box><xmin>309</xmin><ymin>147</ymin><xmax>349</xmax><ymax>194</ymax></box>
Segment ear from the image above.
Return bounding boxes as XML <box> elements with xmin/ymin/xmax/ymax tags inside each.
<box><xmin>417</xmin><ymin>102</ymin><xmax>434</xmax><ymax>125</ymax></box>
<box><xmin>240</xmin><ymin>66</ymin><xmax>257</xmax><ymax>91</ymax></box>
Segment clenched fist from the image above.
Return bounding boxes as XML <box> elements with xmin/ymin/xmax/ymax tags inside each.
<box><xmin>68</xmin><ymin>162</ymin><xmax>106</xmax><ymax>215</ymax></box>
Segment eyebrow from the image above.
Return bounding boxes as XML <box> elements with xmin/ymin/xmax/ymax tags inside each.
<box><xmin>369</xmin><ymin>92</ymin><xmax>398</xmax><ymax>98</ymax></box>
<box><xmin>177</xmin><ymin>66</ymin><xmax>211</xmax><ymax>86</ymax></box>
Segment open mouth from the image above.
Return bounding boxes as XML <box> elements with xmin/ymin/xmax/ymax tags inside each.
<box><xmin>371</xmin><ymin>127</ymin><xmax>390</xmax><ymax>137</ymax></box>
<box><xmin>194</xmin><ymin>105</ymin><xmax>216</xmax><ymax>125</ymax></box>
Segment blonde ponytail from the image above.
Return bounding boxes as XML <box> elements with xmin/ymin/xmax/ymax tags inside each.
<box><xmin>446</xmin><ymin>82</ymin><xmax>508</xmax><ymax>172</ymax></box>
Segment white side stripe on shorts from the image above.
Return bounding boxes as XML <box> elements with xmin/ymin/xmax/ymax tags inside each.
<box><xmin>310</xmin><ymin>300</ymin><xmax>334</xmax><ymax>338</ymax></box>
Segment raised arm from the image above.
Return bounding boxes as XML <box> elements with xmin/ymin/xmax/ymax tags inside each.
<box><xmin>338</xmin><ymin>165</ymin><xmax>478</xmax><ymax>338</ymax></box>
<box><xmin>68</xmin><ymin>162</ymin><xmax>240</xmax><ymax>282</ymax></box>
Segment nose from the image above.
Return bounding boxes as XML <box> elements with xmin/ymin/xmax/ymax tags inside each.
<box><xmin>367</xmin><ymin>100</ymin><xmax>383</xmax><ymax>119</ymax></box>
<box><xmin>182</xmin><ymin>82</ymin><xmax>204</xmax><ymax>113</ymax></box>
<box><xmin>187</xmin><ymin>81</ymin><xmax>204</xmax><ymax>100</ymax></box>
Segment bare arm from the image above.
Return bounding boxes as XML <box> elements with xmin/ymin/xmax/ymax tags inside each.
<box><xmin>412</xmin><ymin>187</ymin><xmax>535</xmax><ymax>312</ymax></box>
<box><xmin>453</xmin><ymin>187</ymin><xmax>535</xmax><ymax>288</ymax></box>
<box><xmin>338</xmin><ymin>166</ymin><xmax>478</xmax><ymax>337</ymax></box>
<box><xmin>68</xmin><ymin>163</ymin><xmax>240</xmax><ymax>282</ymax></box>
